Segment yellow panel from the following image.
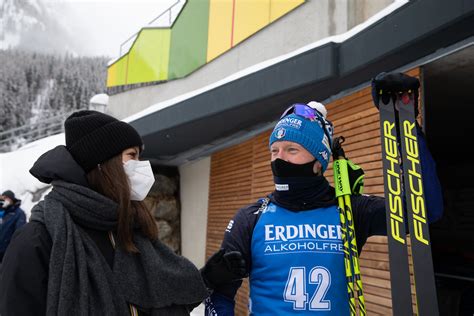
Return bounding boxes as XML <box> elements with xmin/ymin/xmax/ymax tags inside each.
<box><xmin>207</xmin><ymin>0</ymin><xmax>233</xmax><ymax>62</ymax></box>
<box><xmin>127</xmin><ymin>29</ymin><xmax>171</xmax><ymax>84</ymax></box>
<box><xmin>106</xmin><ymin>62</ymin><xmax>117</xmax><ymax>87</ymax></box>
<box><xmin>270</xmin><ymin>0</ymin><xmax>304</xmax><ymax>22</ymax></box>
<box><xmin>233</xmin><ymin>0</ymin><xmax>270</xmax><ymax>46</ymax></box>
<box><xmin>114</xmin><ymin>56</ymin><xmax>128</xmax><ymax>86</ymax></box>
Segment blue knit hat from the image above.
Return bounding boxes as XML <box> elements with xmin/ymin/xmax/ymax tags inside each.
<box><xmin>269</xmin><ymin>112</ymin><xmax>332</xmax><ymax>172</ymax></box>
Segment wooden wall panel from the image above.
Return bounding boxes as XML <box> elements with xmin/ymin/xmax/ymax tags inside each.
<box><xmin>206</xmin><ymin>137</ymin><xmax>254</xmax><ymax>315</ymax></box>
<box><xmin>206</xmin><ymin>68</ymin><xmax>420</xmax><ymax>315</ymax></box>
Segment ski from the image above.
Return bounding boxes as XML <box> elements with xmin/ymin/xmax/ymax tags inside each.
<box><xmin>378</xmin><ymin>92</ymin><xmax>414</xmax><ymax>316</ymax></box>
<box><xmin>375</xmin><ymin>72</ymin><xmax>439</xmax><ymax>316</ymax></box>
<box><xmin>396</xmin><ymin>90</ymin><xmax>438</xmax><ymax>316</ymax></box>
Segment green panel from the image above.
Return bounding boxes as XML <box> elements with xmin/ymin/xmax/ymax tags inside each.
<box><xmin>168</xmin><ymin>0</ymin><xmax>210</xmax><ymax>80</ymax></box>
<box><xmin>127</xmin><ymin>29</ymin><xmax>171</xmax><ymax>85</ymax></box>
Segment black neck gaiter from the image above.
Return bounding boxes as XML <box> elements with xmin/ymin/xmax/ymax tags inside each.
<box><xmin>271</xmin><ymin>159</ymin><xmax>335</xmax><ymax>211</ymax></box>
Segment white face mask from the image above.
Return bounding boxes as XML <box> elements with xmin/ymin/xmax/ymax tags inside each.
<box><xmin>2</xmin><ymin>199</ymin><xmax>10</xmax><ymax>208</ymax></box>
<box><xmin>123</xmin><ymin>160</ymin><xmax>155</xmax><ymax>201</ymax></box>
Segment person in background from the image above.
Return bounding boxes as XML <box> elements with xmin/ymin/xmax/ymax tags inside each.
<box><xmin>0</xmin><ymin>110</ymin><xmax>245</xmax><ymax>316</ymax></box>
<box><xmin>0</xmin><ymin>190</ymin><xmax>26</xmax><ymax>263</ymax></box>
<box><xmin>205</xmin><ymin>90</ymin><xmax>443</xmax><ymax>314</ymax></box>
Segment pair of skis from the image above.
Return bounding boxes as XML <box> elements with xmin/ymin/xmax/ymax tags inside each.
<box><xmin>333</xmin><ymin>72</ymin><xmax>439</xmax><ymax>315</ymax></box>
<box><xmin>375</xmin><ymin>72</ymin><xmax>438</xmax><ymax>315</ymax></box>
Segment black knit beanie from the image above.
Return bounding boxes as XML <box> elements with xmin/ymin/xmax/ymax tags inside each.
<box><xmin>65</xmin><ymin>110</ymin><xmax>143</xmax><ymax>172</ymax></box>
<box><xmin>2</xmin><ymin>190</ymin><xmax>17</xmax><ymax>202</ymax></box>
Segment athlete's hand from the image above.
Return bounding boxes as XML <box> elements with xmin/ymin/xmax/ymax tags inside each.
<box><xmin>371</xmin><ymin>72</ymin><xmax>420</xmax><ymax>117</ymax></box>
<box><xmin>200</xmin><ymin>248</ymin><xmax>247</xmax><ymax>290</ymax></box>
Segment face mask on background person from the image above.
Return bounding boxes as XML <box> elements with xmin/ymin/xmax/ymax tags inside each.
<box><xmin>1</xmin><ymin>199</ymin><xmax>10</xmax><ymax>209</ymax></box>
<box><xmin>123</xmin><ymin>159</ymin><xmax>155</xmax><ymax>201</ymax></box>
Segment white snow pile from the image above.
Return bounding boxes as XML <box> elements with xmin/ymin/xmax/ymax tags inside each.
<box><xmin>0</xmin><ymin>133</ymin><xmax>64</xmax><ymax>218</ymax></box>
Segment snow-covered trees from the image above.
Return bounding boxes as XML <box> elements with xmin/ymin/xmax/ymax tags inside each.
<box><xmin>0</xmin><ymin>49</ymin><xmax>108</xmax><ymax>151</ymax></box>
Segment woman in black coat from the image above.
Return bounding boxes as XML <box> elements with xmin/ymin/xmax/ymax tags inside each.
<box><xmin>0</xmin><ymin>110</ymin><xmax>214</xmax><ymax>316</ymax></box>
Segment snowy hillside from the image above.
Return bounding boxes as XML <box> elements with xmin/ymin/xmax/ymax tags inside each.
<box><xmin>0</xmin><ymin>0</ymin><xmax>78</xmax><ymax>54</ymax></box>
<box><xmin>1</xmin><ymin>0</ymin><xmax>39</xmax><ymax>48</ymax></box>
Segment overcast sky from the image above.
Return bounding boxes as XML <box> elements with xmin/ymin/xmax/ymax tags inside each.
<box><xmin>49</xmin><ymin>0</ymin><xmax>180</xmax><ymax>58</ymax></box>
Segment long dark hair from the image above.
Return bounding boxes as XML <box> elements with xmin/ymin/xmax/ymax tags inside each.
<box><xmin>87</xmin><ymin>154</ymin><xmax>158</xmax><ymax>253</ymax></box>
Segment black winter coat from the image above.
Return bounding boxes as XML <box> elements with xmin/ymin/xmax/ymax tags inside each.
<box><xmin>0</xmin><ymin>146</ymin><xmax>201</xmax><ymax>316</ymax></box>
<box><xmin>0</xmin><ymin>221</ymin><xmax>194</xmax><ymax>316</ymax></box>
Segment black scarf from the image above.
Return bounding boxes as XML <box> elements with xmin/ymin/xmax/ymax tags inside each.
<box><xmin>271</xmin><ymin>159</ymin><xmax>336</xmax><ymax>211</ymax></box>
<box><xmin>29</xmin><ymin>180</ymin><xmax>208</xmax><ymax>316</ymax></box>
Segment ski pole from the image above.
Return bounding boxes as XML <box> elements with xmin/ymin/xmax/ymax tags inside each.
<box><xmin>332</xmin><ymin>136</ymin><xmax>366</xmax><ymax>316</ymax></box>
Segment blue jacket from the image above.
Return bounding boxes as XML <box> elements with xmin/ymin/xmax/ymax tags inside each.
<box><xmin>0</xmin><ymin>203</ymin><xmax>26</xmax><ymax>262</ymax></box>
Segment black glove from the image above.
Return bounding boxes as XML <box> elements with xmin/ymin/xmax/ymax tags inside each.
<box><xmin>200</xmin><ymin>248</ymin><xmax>247</xmax><ymax>290</ymax></box>
<box><xmin>371</xmin><ymin>72</ymin><xmax>420</xmax><ymax>117</ymax></box>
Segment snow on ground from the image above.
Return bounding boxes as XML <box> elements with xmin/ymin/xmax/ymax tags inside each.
<box><xmin>0</xmin><ymin>133</ymin><xmax>64</xmax><ymax>218</ymax></box>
